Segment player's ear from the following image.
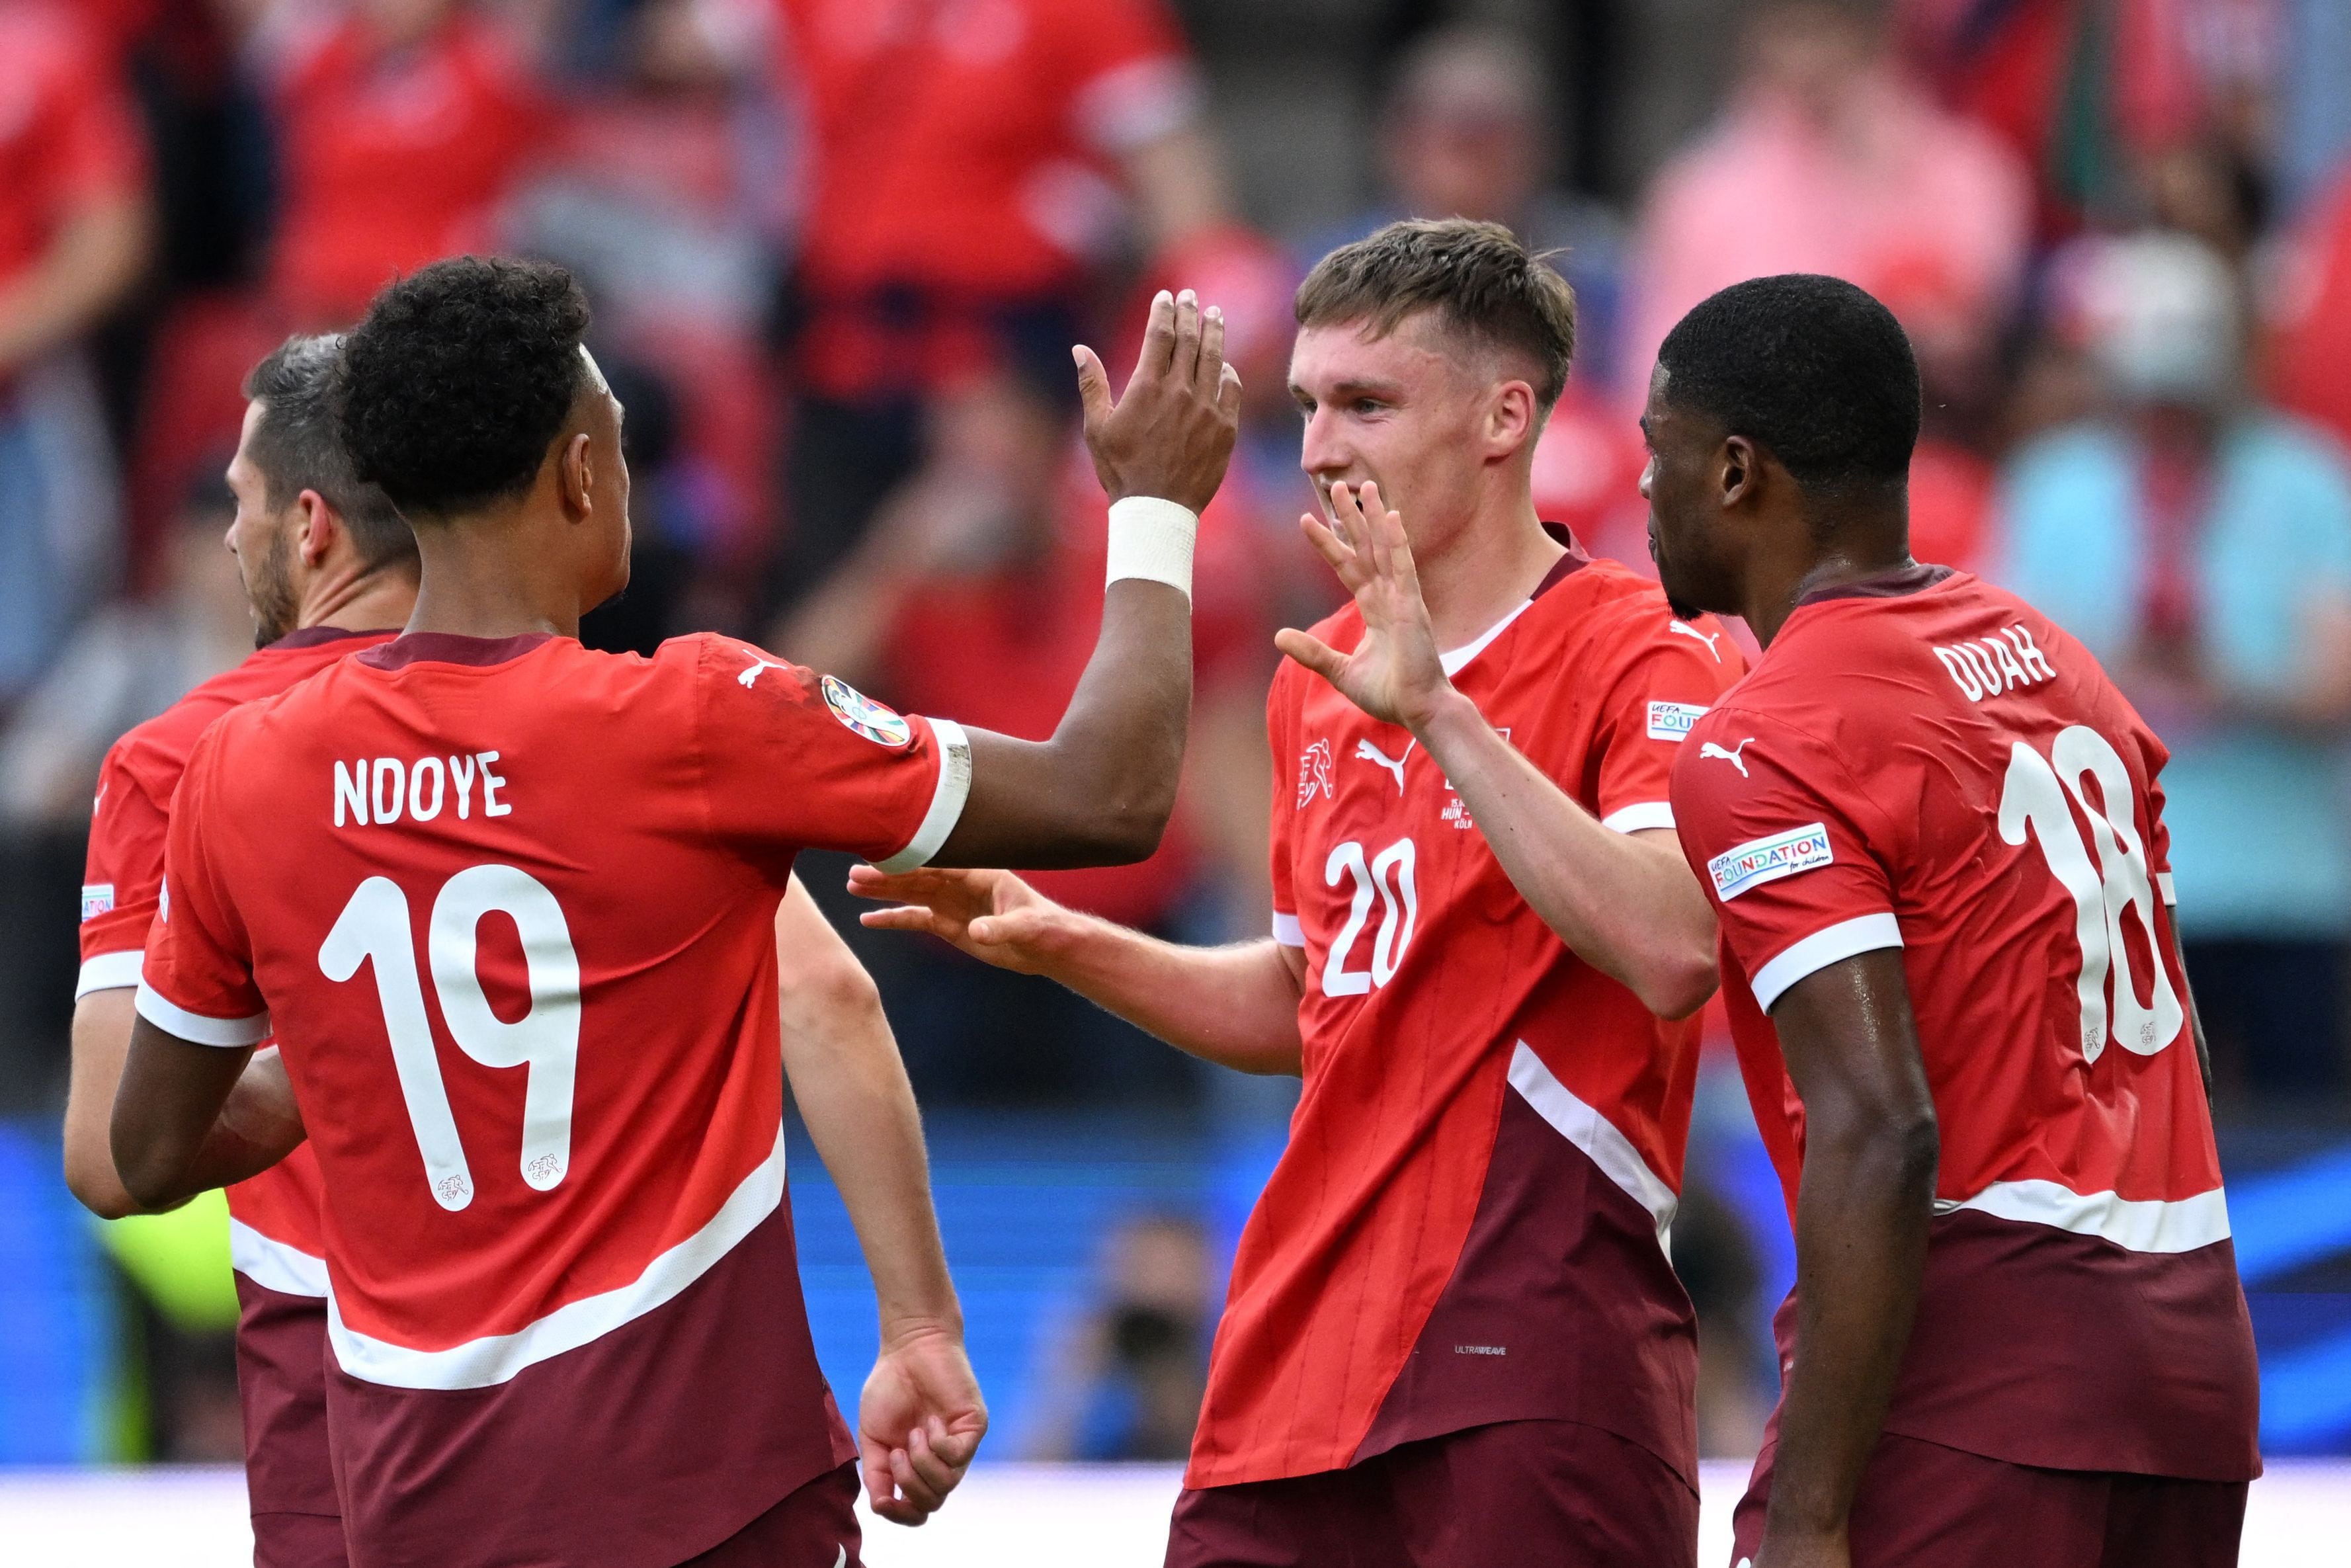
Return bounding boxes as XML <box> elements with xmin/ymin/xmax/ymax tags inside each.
<box><xmin>1718</xmin><ymin>435</ymin><xmax>1758</xmax><ymax>511</ymax></box>
<box><xmin>295</xmin><ymin>489</ymin><xmax>337</xmax><ymax>567</ymax></box>
<box><xmin>558</xmin><ymin>432</ymin><xmax>594</xmax><ymax>520</ymax></box>
<box><xmin>1487</xmin><ymin>378</ymin><xmax>1538</xmax><ymax>458</ymax></box>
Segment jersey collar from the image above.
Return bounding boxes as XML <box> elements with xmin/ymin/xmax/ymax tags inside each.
<box><xmin>265</xmin><ymin>624</ymin><xmax>397</xmax><ymax>652</ymax></box>
<box><xmin>1792</xmin><ymin>561</ymin><xmax>1955</xmax><ymax>608</ymax></box>
<box><xmin>1435</xmin><ymin>523</ymin><xmax>1590</xmax><ymax>678</ymax></box>
<box><xmin>358</xmin><ymin>631</ymin><xmax>557</xmax><ymax>671</ymax></box>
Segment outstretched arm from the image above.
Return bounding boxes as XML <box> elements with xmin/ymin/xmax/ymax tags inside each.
<box><xmin>848</xmin><ymin>866</ymin><xmax>1305</xmax><ymax>1075</ymax></box>
<box><xmin>1753</xmin><ymin>949</ymin><xmax>1939</xmax><ymax>1568</ymax></box>
<box><xmin>928</xmin><ymin>288</ymin><xmax>1241</xmax><ymax>870</ymax></box>
<box><xmin>1275</xmin><ymin>483</ymin><xmax>1717</xmax><ymax>1016</ymax></box>
<box><xmin>772</xmin><ymin>878</ymin><xmax>985</xmax><ymax>1524</ymax></box>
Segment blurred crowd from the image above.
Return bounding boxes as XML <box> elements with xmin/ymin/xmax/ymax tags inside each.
<box><xmin>5</xmin><ymin>0</ymin><xmax>2351</xmax><ymax>1466</ymax></box>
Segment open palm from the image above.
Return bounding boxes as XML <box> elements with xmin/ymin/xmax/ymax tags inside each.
<box><xmin>1274</xmin><ymin>481</ymin><xmax>1452</xmax><ymax>731</ymax></box>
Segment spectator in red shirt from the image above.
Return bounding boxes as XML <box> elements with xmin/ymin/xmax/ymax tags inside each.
<box><xmin>781</xmin><ymin>354</ymin><xmax>1272</xmax><ymax>1102</ymax></box>
<box><xmin>0</xmin><ymin>0</ymin><xmax>151</xmax><ymax>702</ymax></box>
<box><xmin>229</xmin><ymin>0</ymin><xmax>552</xmax><ymax>325</ymax></box>
<box><xmin>761</xmin><ymin>0</ymin><xmax>1232</xmax><ymax>619</ymax></box>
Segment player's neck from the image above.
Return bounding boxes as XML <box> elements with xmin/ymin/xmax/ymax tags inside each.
<box><xmin>1745</xmin><ymin>540</ymin><xmax>1913</xmax><ymax>647</ymax></box>
<box><xmin>403</xmin><ymin>522</ymin><xmax>586</xmax><ymax>641</ymax></box>
<box><xmin>298</xmin><ymin>566</ymin><xmax>418</xmax><ymax>638</ymax></box>
<box><xmin>1414</xmin><ymin>495</ymin><xmax>1564</xmax><ymax>651</ymax></box>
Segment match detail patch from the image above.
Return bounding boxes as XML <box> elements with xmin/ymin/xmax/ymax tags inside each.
<box><xmin>1708</xmin><ymin>824</ymin><xmax>1833</xmax><ymax>901</ymax></box>
<box><xmin>820</xmin><ymin>675</ymin><xmax>913</xmax><ymax>749</ymax></box>
<box><xmin>81</xmin><ymin>884</ymin><xmax>114</xmax><ymax>922</ymax></box>
<box><xmin>1646</xmin><ymin>701</ymin><xmax>1708</xmax><ymax>742</ymax></box>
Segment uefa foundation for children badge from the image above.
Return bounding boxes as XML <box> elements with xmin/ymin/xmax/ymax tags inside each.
<box><xmin>821</xmin><ymin>674</ymin><xmax>914</xmax><ymax>749</ymax></box>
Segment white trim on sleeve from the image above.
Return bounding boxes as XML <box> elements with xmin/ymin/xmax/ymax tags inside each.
<box><xmin>2157</xmin><ymin>872</ymin><xmax>2176</xmax><ymax>904</ymax></box>
<box><xmin>134</xmin><ymin>980</ymin><xmax>268</xmax><ymax>1047</ymax></box>
<box><xmin>75</xmin><ymin>949</ymin><xmax>144</xmax><ymax>998</ymax></box>
<box><xmin>874</xmin><ymin>718</ymin><xmax>973</xmax><ymax>874</ymax></box>
<box><xmin>1601</xmin><ymin>802</ymin><xmax>1676</xmax><ymax>835</ymax></box>
<box><xmin>1950</xmin><ymin>1179</ymin><xmax>2229</xmax><ymax>1254</ymax></box>
<box><xmin>229</xmin><ymin>1219</ymin><xmax>329</xmax><ymax>1298</ymax></box>
<box><xmin>1507</xmin><ymin>1043</ymin><xmax>1678</xmax><ymax>1251</ymax></box>
<box><xmin>327</xmin><ymin>1122</ymin><xmax>788</xmax><ymax>1389</ymax></box>
<box><xmin>1272</xmin><ymin>911</ymin><xmax>1303</xmax><ymax>947</ymax></box>
<box><xmin>1751</xmin><ymin>912</ymin><xmax>1904</xmax><ymax>1012</ymax></box>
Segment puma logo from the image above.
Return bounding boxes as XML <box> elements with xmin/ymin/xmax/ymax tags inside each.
<box><xmin>1700</xmin><ymin>739</ymin><xmax>1753</xmax><ymax>777</ymax></box>
<box><xmin>737</xmin><ymin>651</ymin><xmax>789</xmax><ymax>688</ymax></box>
<box><xmin>1354</xmin><ymin>737</ymin><xmax>1411</xmax><ymax>792</ymax></box>
<box><xmin>1669</xmin><ymin>620</ymin><xmax>1725</xmax><ymax>662</ymax></box>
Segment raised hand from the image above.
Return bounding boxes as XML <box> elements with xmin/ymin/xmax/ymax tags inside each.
<box><xmin>1273</xmin><ymin>481</ymin><xmax>1454</xmax><ymax>732</ymax></box>
<box><xmin>846</xmin><ymin>865</ymin><xmax>1071</xmax><ymax>975</ymax></box>
<box><xmin>858</xmin><ymin>1321</ymin><xmax>987</xmax><ymax>1526</ymax></box>
<box><xmin>1073</xmin><ymin>288</ymin><xmax>1243</xmax><ymax>513</ymax></box>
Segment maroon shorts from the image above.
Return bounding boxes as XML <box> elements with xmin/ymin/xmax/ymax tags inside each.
<box><xmin>233</xmin><ymin>1275</ymin><xmax>347</xmax><ymax>1568</ymax></box>
<box><xmin>676</xmin><ymin>1462</ymin><xmax>862</xmax><ymax>1568</ymax></box>
<box><xmin>1729</xmin><ymin>1432</ymin><xmax>2249</xmax><ymax>1568</ymax></box>
<box><xmin>1165</xmin><ymin>1420</ymin><xmax>1696</xmax><ymax>1568</ymax></box>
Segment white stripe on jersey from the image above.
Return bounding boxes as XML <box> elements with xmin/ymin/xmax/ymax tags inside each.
<box><xmin>231</xmin><ymin>1218</ymin><xmax>329</xmax><ymax>1298</ymax></box>
<box><xmin>325</xmin><ymin>1120</ymin><xmax>788</xmax><ymax>1389</ymax></box>
<box><xmin>1949</xmin><ymin>1178</ymin><xmax>2231</xmax><ymax>1254</ymax></box>
<box><xmin>1507</xmin><ymin>1042</ymin><xmax>1678</xmax><ymax>1252</ymax></box>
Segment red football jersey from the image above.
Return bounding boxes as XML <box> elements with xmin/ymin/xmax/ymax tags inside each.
<box><xmin>82</xmin><ymin>626</ymin><xmax>396</xmax><ymax>1286</ymax></box>
<box><xmin>1671</xmin><ymin>567</ymin><xmax>2260</xmax><ymax>1481</ymax></box>
<box><xmin>137</xmin><ymin>631</ymin><xmax>971</xmax><ymax>1565</ymax></box>
<box><xmin>1191</xmin><ymin>538</ymin><xmax>1745</xmax><ymax>1490</ymax></box>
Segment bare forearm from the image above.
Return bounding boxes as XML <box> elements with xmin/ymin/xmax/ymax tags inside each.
<box><xmin>936</xmin><ymin>579</ymin><xmax>1192</xmax><ymax>868</ymax></box>
<box><xmin>1769</xmin><ymin>1108</ymin><xmax>1936</xmax><ymax>1538</ymax></box>
<box><xmin>1415</xmin><ymin>691</ymin><xmax>1715</xmax><ymax>1016</ymax></box>
<box><xmin>65</xmin><ymin>991</ymin><xmax>139</xmax><ymax>1217</ymax></box>
<box><xmin>780</xmin><ymin>977</ymin><xmax>960</xmax><ymax>1333</ymax></box>
<box><xmin>1030</xmin><ymin>919</ymin><xmax>1302</xmax><ymax>1075</ymax></box>
<box><xmin>112</xmin><ymin>1018</ymin><xmax>254</xmax><ymax>1210</ymax></box>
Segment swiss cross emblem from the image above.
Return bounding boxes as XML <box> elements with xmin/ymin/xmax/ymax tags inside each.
<box><xmin>1297</xmin><ymin>739</ymin><xmax>1334</xmax><ymax>806</ymax></box>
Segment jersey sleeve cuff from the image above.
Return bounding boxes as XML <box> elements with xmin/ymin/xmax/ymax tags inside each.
<box><xmin>76</xmin><ymin>949</ymin><xmax>144</xmax><ymax>998</ymax></box>
<box><xmin>1751</xmin><ymin>912</ymin><xmax>1903</xmax><ymax>1012</ymax></box>
<box><xmin>874</xmin><ymin>718</ymin><xmax>973</xmax><ymax>874</ymax></box>
<box><xmin>1600</xmin><ymin>801</ymin><xmax>1676</xmax><ymax>835</ymax></box>
<box><xmin>1272</xmin><ymin>911</ymin><xmax>1303</xmax><ymax>946</ymax></box>
<box><xmin>134</xmin><ymin>979</ymin><xmax>270</xmax><ymax>1047</ymax></box>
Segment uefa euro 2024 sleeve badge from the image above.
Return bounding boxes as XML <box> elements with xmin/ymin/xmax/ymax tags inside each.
<box><xmin>821</xmin><ymin>674</ymin><xmax>915</xmax><ymax>749</ymax></box>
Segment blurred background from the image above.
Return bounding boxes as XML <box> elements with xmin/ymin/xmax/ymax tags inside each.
<box><xmin>3</xmin><ymin>0</ymin><xmax>2351</xmax><ymax>1485</ymax></box>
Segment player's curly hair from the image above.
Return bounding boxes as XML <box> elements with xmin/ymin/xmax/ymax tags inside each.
<box><xmin>1657</xmin><ymin>274</ymin><xmax>1920</xmax><ymax>493</ymax></box>
<box><xmin>1295</xmin><ymin>219</ymin><xmax>1577</xmax><ymax>410</ymax></box>
<box><xmin>338</xmin><ymin>257</ymin><xmax>593</xmax><ymax>519</ymax></box>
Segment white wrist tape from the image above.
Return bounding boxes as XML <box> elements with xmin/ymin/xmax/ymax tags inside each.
<box><xmin>1105</xmin><ymin>496</ymin><xmax>1198</xmax><ymax>603</ymax></box>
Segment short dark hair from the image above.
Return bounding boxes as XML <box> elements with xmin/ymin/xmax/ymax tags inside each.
<box><xmin>1295</xmin><ymin>218</ymin><xmax>1577</xmax><ymax>409</ymax></box>
<box><xmin>1656</xmin><ymin>274</ymin><xmax>1920</xmax><ymax>491</ymax></box>
<box><xmin>241</xmin><ymin>335</ymin><xmax>417</xmax><ymax>574</ymax></box>
<box><xmin>339</xmin><ymin>257</ymin><xmax>593</xmax><ymax>518</ymax></box>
